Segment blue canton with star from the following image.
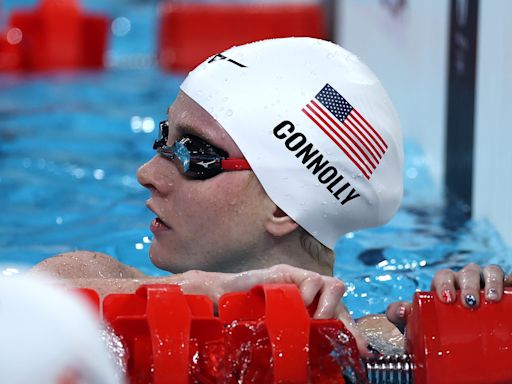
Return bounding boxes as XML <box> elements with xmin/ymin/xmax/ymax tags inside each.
<box><xmin>315</xmin><ymin>84</ymin><xmax>353</xmax><ymax>122</ymax></box>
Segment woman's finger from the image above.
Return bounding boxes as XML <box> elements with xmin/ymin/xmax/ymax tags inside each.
<box><xmin>457</xmin><ymin>263</ymin><xmax>482</xmax><ymax>308</ymax></box>
<box><xmin>334</xmin><ymin>302</ymin><xmax>370</xmax><ymax>357</ymax></box>
<box><xmin>226</xmin><ymin>264</ymin><xmax>347</xmax><ymax>317</ymax></box>
<box><xmin>385</xmin><ymin>301</ymin><xmax>412</xmax><ymax>334</ymax></box>
<box><xmin>431</xmin><ymin>268</ymin><xmax>457</xmax><ymax>304</ymax></box>
<box><xmin>312</xmin><ymin>277</ymin><xmax>345</xmax><ymax>319</ymax></box>
<box><xmin>482</xmin><ymin>264</ymin><xmax>505</xmax><ymax>302</ymax></box>
<box><xmin>298</xmin><ymin>274</ymin><xmax>324</xmax><ymax>307</ymax></box>
<box><xmin>505</xmin><ymin>272</ymin><xmax>512</xmax><ymax>287</ymax></box>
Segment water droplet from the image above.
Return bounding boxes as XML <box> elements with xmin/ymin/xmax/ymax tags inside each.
<box><xmin>111</xmin><ymin>17</ymin><xmax>131</xmax><ymax>37</ymax></box>
<box><xmin>6</xmin><ymin>28</ymin><xmax>22</xmax><ymax>45</ymax></box>
<box><xmin>226</xmin><ymin>109</ymin><xmax>233</xmax><ymax>117</ymax></box>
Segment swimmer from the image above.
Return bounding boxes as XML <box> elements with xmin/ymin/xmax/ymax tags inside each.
<box><xmin>32</xmin><ymin>38</ymin><xmax>510</xmax><ymax>355</ymax></box>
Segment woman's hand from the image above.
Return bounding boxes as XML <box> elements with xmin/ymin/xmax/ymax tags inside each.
<box><xmin>430</xmin><ymin>263</ymin><xmax>505</xmax><ymax>307</ymax></box>
<box><xmin>181</xmin><ymin>264</ymin><xmax>370</xmax><ymax>356</ymax></box>
<box><xmin>386</xmin><ymin>263</ymin><xmax>509</xmax><ymax>332</ymax></box>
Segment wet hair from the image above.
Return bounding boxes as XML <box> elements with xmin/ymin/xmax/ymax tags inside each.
<box><xmin>299</xmin><ymin>229</ymin><xmax>335</xmax><ymax>273</ymax></box>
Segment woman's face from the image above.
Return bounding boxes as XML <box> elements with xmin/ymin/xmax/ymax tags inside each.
<box><xmin>137</xmin><ymin>91</ymin><xmax>276</xmax><ymax>273</ymax></box>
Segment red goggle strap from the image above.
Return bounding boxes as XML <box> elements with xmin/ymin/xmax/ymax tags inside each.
<box><xmin>221</xmin><ymin>158</ymin><xmax>251</xmax><ymax>171</ymax></box>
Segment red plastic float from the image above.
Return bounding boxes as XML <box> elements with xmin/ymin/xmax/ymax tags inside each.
<box><xmin>74</xmin><ymin>285</ymin><xmax>512</xmax><ymax>383</ymax></box>
<box><xmin>158</xmin><ymin>3</ymin><xmax>327</xmax><ymax>72</ymax></box>
<box><xmin>0</xmin><ymin>0</ymin><xmax>109</xmax><ymax>71</ymax></box>
<box><xmin>407</xmin><ymin>289</ymin><xmax>512</xmax><ymax>384</ymax></box>
<box><xmin>91</xmin><ymin>283</ymin><xmax>364</xmax><ymax>384</ymax></box>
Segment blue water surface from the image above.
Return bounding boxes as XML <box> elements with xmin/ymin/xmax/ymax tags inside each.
<box><xmin>1</xmin><ymin>0</ymin><xmax>511</xmax><ymax>319</ymax></box>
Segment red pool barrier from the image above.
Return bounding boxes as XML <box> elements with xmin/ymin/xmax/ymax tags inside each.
<box><xmin>407</xmin><ymin>289</ymin><xmax>512</xmax><ymax>384</ymax></box>
<box><xmin>74</xmin><ymin>284</ymin><xmax>512</xmax><ymax>383</ymax></box>
<box><xmin>158</xmin><ymin>3</ymin><xmax>327</xmax><ymax>73</ymax></box>
<box><xmin>103</xmin><ymin>284</ymin><xmax>222</xmax><ymax>384</ymax></box>
<box><xmin>0</xmin><ymin>0</ymin><xmax>109</xmax><ymax>72</ymax></box>
<box><xmin>99</xmin><ymin>283</ymin><xmax>363</xmax><ymax>384</ymax></box>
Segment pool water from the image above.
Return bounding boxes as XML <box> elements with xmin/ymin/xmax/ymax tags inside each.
<box><xmin>1</xmin><ymin>0</ymin><xmax>511</xmax><ymax>319</ymax></box>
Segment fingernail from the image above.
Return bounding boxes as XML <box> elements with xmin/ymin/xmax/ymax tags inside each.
<box><xmin>442</xmin><ymin>289</ymin><xmax>454</xmax><ymax>303</ymax></box>
<box><xmin>487</xmin><ymin>288</ymin><xmax>499</xmax><ymax>301</ymax></box>
<box><xmin>398</xmin><ymin>305</ymin><xmax>406</xmax><ymax>318</ymax></box>
<box><xmin>465</xmin><ymin>294</ymin><xmax>477</xmax><ymax>307</ymax></box>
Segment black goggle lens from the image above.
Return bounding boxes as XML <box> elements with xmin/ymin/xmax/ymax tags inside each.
<box><xmin>153</xmin><ymin>121</ymin><xmax>228</xmax><ymax>180</ymax></box>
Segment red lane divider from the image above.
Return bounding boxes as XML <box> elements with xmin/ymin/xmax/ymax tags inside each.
<box><xmin>76</xmin><ymin>284</ymin><xmax>363</xmax><ymax>384</ymax></box>
<box><xmin>158</xmin><ymin>3</ymin><xmax>327</xmax><ymax>73</ymax></box>
<box><xmin>0</xmin><ymin>0</ymin><xmax>109</xmax><ymax>71</ymax></box>
<box><xmin>75</xmin><ymin>285</ymin><xmax>512</xmax><ymax>384</ymax></box>
<box><xmin>407</xmin><ymin>289</ymin><xmax>512</xmax><ymax>384</ymax></box>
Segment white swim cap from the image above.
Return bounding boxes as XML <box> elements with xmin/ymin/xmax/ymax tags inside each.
<box><xmin>181</xmin><ymin>37</ymin><xmax>403</xmax><ymax>249</ymax></box>
<box><xmin>0</xmin><ymin>274</ymin><xmax>124</xmax><ymax>384</ymax></box>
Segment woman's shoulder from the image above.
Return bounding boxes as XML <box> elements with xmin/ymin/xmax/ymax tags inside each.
<box><xmin>30</xmin><ymin>251</ymin><xmax>146</xmax><ymax>279</ymax></box>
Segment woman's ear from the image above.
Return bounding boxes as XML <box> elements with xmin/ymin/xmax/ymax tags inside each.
<box><xmin>265</xmin><ymin>207</ymin><xmax>299</xmax><ymax>237</ymax></box>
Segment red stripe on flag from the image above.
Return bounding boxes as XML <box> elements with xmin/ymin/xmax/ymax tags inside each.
<box><xmin>303</xmin><ymin>105</ymin><xmax>371</xmax><ymax>179</ymax></box>
<box><xmin>349</xmin><ymin>112</ymin><xmax>386</xmax><ymax>155</ymax></box>
<box><xmin>306</xmin><ymin>103</ymin><xmax>374</xmax><ymax>176</ymax></box>
<box><xmin>345</xmin><ymin>114</ymin><xmax>383</xmax><ymax>161</ymax></box>
<box><xmin>340</xmin><ymin>118</ymin><xmax>380</xmax><ymax>166</ymax></box>
<box><xmin>352</xmin><ymin>109</ymin><xmax>388</xmax><ymax>151</ymax></box>
<box><xmin>350</xmin><ymin>110</ymin><xmax>386</xmax><ymax>155</ymax></box>
<box><xmin>309</xmin><ymin>100</ymin><xmax>376</xmax><ymax>172</ymax></box>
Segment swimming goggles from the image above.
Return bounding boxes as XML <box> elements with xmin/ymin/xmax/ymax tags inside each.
<box><xmin>153</xmin><ymin>120</ymin><xmax>251</xmax><ymax>179</ymax></box>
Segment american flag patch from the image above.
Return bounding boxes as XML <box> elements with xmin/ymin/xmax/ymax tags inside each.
<box><xmin>302</xmin><ymin>84</ymin><xmax>388</xmax><ymax>180</ymax></box>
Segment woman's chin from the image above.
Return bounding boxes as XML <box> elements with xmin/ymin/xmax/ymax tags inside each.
<box><xmin>148</xmin><ymin>242</ymin><xmax>168</xmax><ymax>270</ymax></box>
<box><xmin>148</xmin><ymin>242</ymin><xmax>186</xmax><ymax>273</ymax></box>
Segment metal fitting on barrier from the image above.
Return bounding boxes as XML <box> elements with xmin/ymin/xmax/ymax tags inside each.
<box><xmin>365</xmin><ymin>354</ymin><xmax>414</xmax><ymax>384</ymax></box>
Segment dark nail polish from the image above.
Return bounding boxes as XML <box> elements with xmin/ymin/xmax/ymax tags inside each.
<box><xmin>465</xmin><ymin>294</ymin><xmax>477</xmax><ymax>307</ymax></box>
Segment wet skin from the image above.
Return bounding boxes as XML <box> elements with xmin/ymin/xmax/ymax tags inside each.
<box><xmin>137</xmin><ymin>91</ymin><xmax>321</xmax><ymax>275</ymax></box>
<box><xmin>30</xmin><ymin>91</ymin><xmax>511</xmax><ymax>357</ymax></box>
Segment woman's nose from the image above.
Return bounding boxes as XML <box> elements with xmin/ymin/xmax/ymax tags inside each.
<box><xmin>136</xmin><ymin>155</ymin><xmax>176</xmax><ymax>195</ymax></box>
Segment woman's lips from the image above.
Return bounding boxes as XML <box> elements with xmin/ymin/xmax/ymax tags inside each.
<box><xmin>150</xmin><ymin>217</ymin><xmax>171</xmax><ymax>234</ymax></box>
